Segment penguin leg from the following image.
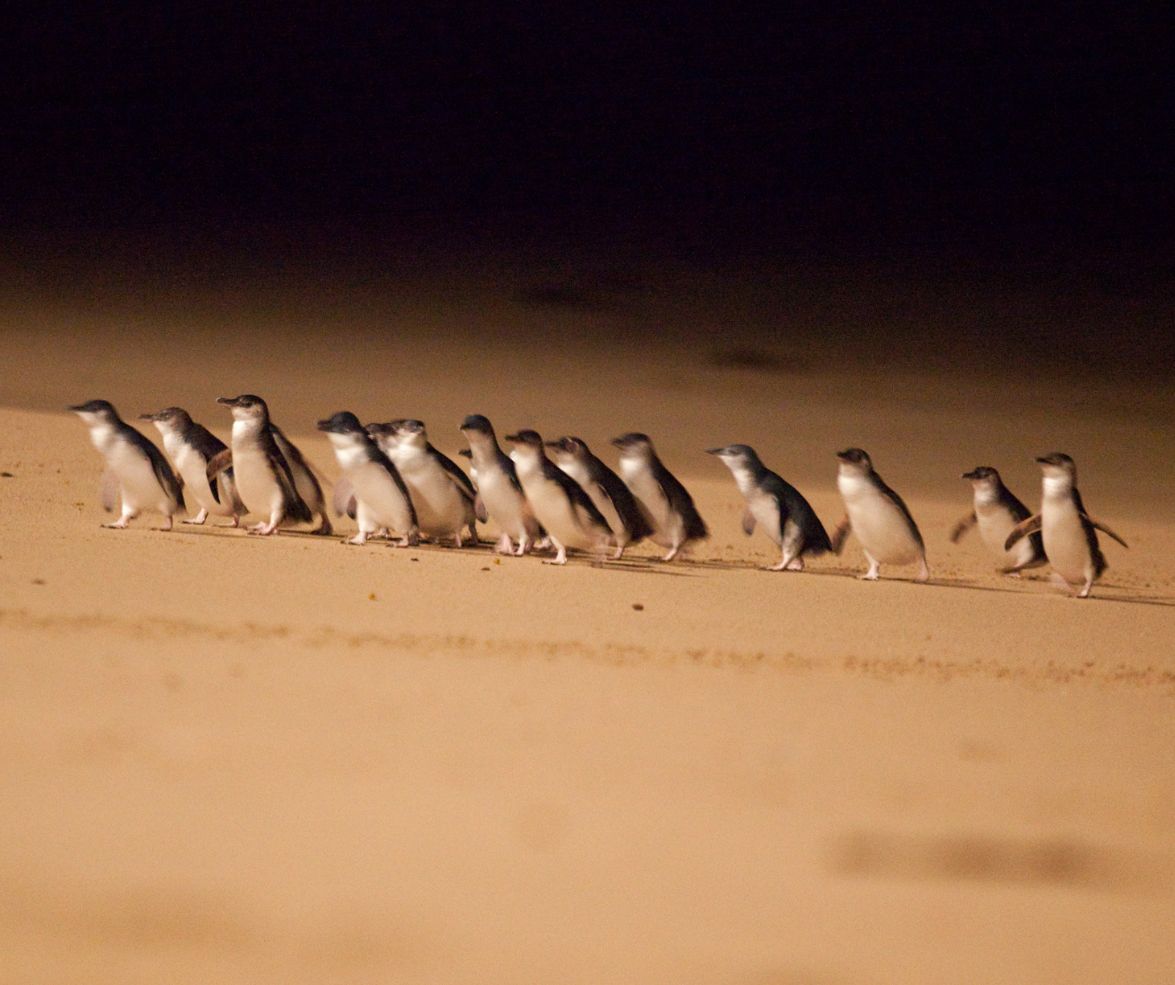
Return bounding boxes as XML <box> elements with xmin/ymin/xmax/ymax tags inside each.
<box><xmin>312</xmin><ymin>512</ymin><xmax>333</xmax><ymax>536</ymax></box>
<box><xmin>515</xmin><ymin>532</ymin><xmax>531</xmax><ymax>556</ymax></box>
<box><xmin>249</xmin><ymin>510</ymin><xmax>283</xmax><ymax>536</ymax></box>
<box><xmin>914</xmin><ymin>557</ymin><xmax>930</xmax><ymax>583</ymax></box>
<box><xmin>494</xmin><ymin>533</ymin><xmax>513</xmax><ymax>555</ymax></box>
<box><xmin>542</xmin><ymin>536</ymin><xmax>569</xmax><ymax>565</ymax></box>
<box><xmin>613</xmin><ymin>543</ymin><xmax>625</xmax><ymax>560</ymax></box>
<box><xmin>102</xmin><ymin>504</ymin><xmax>138</xmax><ymax>529</ymax></box>
<box><xmin>225</xmin><ymin>514</ymin><xmax>242</xmax><ymax>528</ymax></box>
<box><xmin>183</xmin><ymin>508</ymin><xmax>209</xmax><ymax>525</ymax></box>
<box><xmin>1078</xmin><ymin>572</ymin><xmax>1095</xmax><ymax>599</ymax></box>
<box><xmin>859</xmin><ymin>553</ymin><xmax>881</xmax><ymax>580</ymax></box>
<box><xmin>157</xmin><ymin>514</ymin><xmax>174</xmax><ymax>532</ymax></box>
<box><xmin>345</xmin><ymin>530</ymin><xmax>369</xmax><ymax>546</ymax></box>
<box><xmin>662</xmin><ymin>540</ymin><xmax>682</xmax><ymax>562</ymax></box>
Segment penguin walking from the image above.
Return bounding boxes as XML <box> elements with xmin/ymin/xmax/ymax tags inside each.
<box><xmin>611</xmin><ymin>432</ymin><xmax>708</xmax><ymax>562</ymax></box>
<box><xmin>708</xmin><ymin>444</ymin><xmax>831</xmax><ymax>571</ymax></box>
<box><xmin>504</xmin><ymin>430</ymin><xmax>613</xmax><ymax>565</ymax></box>
<box><xmin>140</xmin><ymin>407</ymin><xmax>245</xmax><ymax>527</ymax></box>
<box><xmin>214</xmin><ymin>395</ymin><xmax>313</xmax><ymax>535</ymax></box>
<box><xmin>546</xmin><ymin>436</ymin><xmax>652</xmax><ymax>559</ymax></box>
<box><xmin>951</xmin><ymin>466</ymin><xmax>1046</xmax><ymax>575</ymax></box>
<box><xmin>317</xmin><ymin>411</ymin><xmax>418</xmax><ymax>546</ymax></box>
<box><xmin>1005</xmin><ymin>453</ymin><xmax>1127</xmax><ymax>598</ymax></box>
<box><xmin>367</xmin><ymin>419</ymin><xmax>482</xmax><ymax>546</ymax></box>
<box><xmin>831</xmin><ymin>448</ymin><xmax>929</xmax><ymax>582</ymax></box>
<box><xmin>460</xmin><ymin>414</ymin><xmax>543</xmax><ymax>555</ymax></box>
<box><xmin>69</xmin><ymin>399</ymin><xmax>185</xmax><ymax>530</ymax></box>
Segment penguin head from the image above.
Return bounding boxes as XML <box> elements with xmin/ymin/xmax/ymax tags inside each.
<box><xmin>611</xmin><ymin>432</ymin><xmax>653</xmax><ymax>459</ymax></box>
<box><xmin>544</xmin><ymin>435</ymin><xmax>588</xmax><ymax>464</ymax></box>
<box><xmin>961</xmin><ymin>465</ymin><xmax>1001</xmax><ymax>487</ymax></box>
<box><xmin>706</xmin><ymin>444</ymin><xmax>758</xmax><ymax>471</ymax></box>
<box><xmin>391</xmin><ymin>419</ymin><xmax>428</xmax><ymax>449</ymax></box>
<box><xmin>68</xmin><ymin>399</ymin><xmax>119</xmax><ymax>424</ymax></box>
<box><xmin>216</xmin><ymin>394</ymin><xmax>268</xmax><ymax>422</ymax></box>
<box><xmin>1036</xmin><ymin>452</ymin><xmax>1077</xmax><ymax>486</ymax></box>
<box><xmin>503</xmin><ymin>430</ymin><xmax>544</xmax><ymax>461</ymax></box>
<box><xmin>363</xmin><ymin>421</ymin><xmax>400</xmax><ymax>452</ymax></box>
<box><xmin>317</xmin><ymin>411</ymin><xmax>364</xmax><ymax>435</ymax></box>
<box><xmin>835</xmin><ymin>447</ymin><xmax>873</xmax><ymax>475</ymax></box>
<box><xmin>460</xmin><ymin>414</ymin><xmax>494</xmax><ymax>436</ymax></box>
<box><xmin>139</xmin><ymin>407</ymin><xmax>192</xmax><ymax>433</ymax></box>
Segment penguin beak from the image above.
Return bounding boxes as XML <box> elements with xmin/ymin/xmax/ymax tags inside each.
<box><xmin>139</xmin><ymin>412</ymin><xmax>160</xmax><ymax>422</ymax></box>
<box><xmin>216</xmin><ymin>396</ymin><xmax>235</xmax><ymax>406</ymax></box>
<box><xmin>705</xmin><ymin>447</ymin><xmax>725</xmax><ymax>456</ymax></box>
<box><xmin>315</xmin><ymin>420</ymin><xmax>332</xmax><ymax>431</ymax></box>
<box><xmin>503</xmin><ymin>433</ymin><xmax>519</xmax><ymax>443</ymax></box>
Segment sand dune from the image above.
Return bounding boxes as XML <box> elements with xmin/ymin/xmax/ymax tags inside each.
<box><xmin>1</xmin><ymin>273</ymin><xmax>1173</xmax><ymax>983</ymax></box>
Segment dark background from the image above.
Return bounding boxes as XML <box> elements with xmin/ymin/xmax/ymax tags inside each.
<box><xmin>1</xmin><ymin>3</ymin><xmax>1171</xmax><ymax>352</ymax></box>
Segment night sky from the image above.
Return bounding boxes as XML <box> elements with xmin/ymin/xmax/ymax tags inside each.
<box><xmin>2</xmin><ymin>4</ymin><xmax>1170</xmax><ymax>265</ymax></box>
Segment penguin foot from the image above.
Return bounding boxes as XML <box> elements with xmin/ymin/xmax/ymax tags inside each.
<box><xmin>495</xmin><ymin>533</ymin><xmax>513</xmax><ymax>555</ymax></box>
<box><xmin>182</xmin><ymin>509</ymin><xmax>209</xmax><ymax>525</ymax></box>
<box><xmin>344</xmin><ymin>533</ymin><xmax>367</xmax><ymax>546</ymax></box>
<box><xmin>102</xmin><ymin>519</ymin><xmax>131</xmax><ymax>529</ymax></box>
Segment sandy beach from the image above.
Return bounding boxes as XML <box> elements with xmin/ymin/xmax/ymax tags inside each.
<box><xmin>1</xmin><ymin>257</ymin><xmax>1173</xmax><ymax>984</ymax></box>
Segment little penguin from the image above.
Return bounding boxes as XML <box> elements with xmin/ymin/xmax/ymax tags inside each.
<box><xmin>69</xmin><ymin>399</ymin><xmax>185</xmax><ymax>529</ymax></box>
<box><xmin>317</xmin><ymin>411</ymin><xmax>419</xmax><ymax>546</ymax></box>
<box><xmin>707</xmin><ymin>444</ymin><xmax>832</xmax><ymax>571</ymax></box>
<box><xmin>611</xmin><ymin>432</ymin><xmax>708</xmax><ymax>562</ymax></box>
<box><xmin>546</xmin><ymin>435</ymin><xmax>652</xmax><ymax>559</ymax></box>
<box><xmin>831</xmin><ymin>448</ymin><xmax>929</xmax><ymax>582</ymax></box>
<box><xmin>950</xmin><ymin>466</ymin><xmax>1046</xmax><ymax>575</ymax></box>
<box><xmin>504</xmin><ymin>430</ymin><xmax>613</xmax><ymax>565</ymax></box>
<box><xmin>367</xmin><ymin>419</ymin><xmax>482</xmax><ymax>546</ymax></box>
<box><xmin>214</xmin><ymin>395</ymin><xmax>313</xmax><ymax>535</ymax></box>
<box><xmin>140</xmin><ymin>407</ymin><xmax>245</xmax><ymax>527</ymax></box>
<box><xmin>460</xmin><ymin>414</ymin><xmax>543</xmax><ymax>556</ymax></box>
<box><xmin>1005</xmin><ymin>453</ymin><xmax>1128</xmax><ymax>598</ymax></box>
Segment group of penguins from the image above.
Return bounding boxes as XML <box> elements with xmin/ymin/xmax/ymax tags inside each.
<box><xmin>69</xmin><ymin>395</ymin><xmax>1128</xmax><ymax>598</ymax></box>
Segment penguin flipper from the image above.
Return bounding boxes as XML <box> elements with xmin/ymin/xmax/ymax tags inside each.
<box><xmin>1082</xmin><ymin>514</ymin><xmax>1128</xmax><ymax>548</ymax></box>
<box><xmin>741</xmin><ymin>508</ymin><xmax>756</xmax><ymax>535</ymax></box>
<box><xmin>206</xmin><ymin>448</ymin><xmax>233</xmax><ymax>485</ymax></box>
<box><xmin>949</xmin><ymin>511</ymin><xmax>977</xmax><ymax>543</ymax></box>
<box><xmin>829</xmin><ymin>516</ymin><xmax>852</xmax><ymax>555</ymax></box>
<box><xmin>1003</xmin><ymin>513</ymin><xmax>1042</xmax><ymax>551</ymax></box>
<box><xmin>221</xmin><ymin>469</ymin><xmax>246</xmax><ymax>514</ymax></box>
<box><xmin>474</xmin><ymin>493</ymin><xmax>489</xmax><ymax>523</ymax></box>
<box><xmin>99</xmin><ymin>469</ymin><xmax>120</xmax><ymax>512</ymax></box>
<box><xmin>332</xmin><ymin>476</ymin><xmax>357</xmax><ymax>518</ymax></box>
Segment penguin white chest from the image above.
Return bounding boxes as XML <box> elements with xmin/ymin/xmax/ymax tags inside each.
<box><xmin>526</xmin><ymin>477</ymin><xmax>593</xmax><ymax>548</ymax></box>
<box><xmin>90</xmin><ymin>425</ymin><xmax>163</xmax><ymax>510</ymax></box>
<box><xmin>975</xmin><ymin>504</ymin><xmax>1032</xmax><ymax>565</ymax></box>
<box><xmin>477</xmin><ymin>467</ymin><xmax>527</xmax><ymax>535</ymax></box>
<box><xmin>747</xmin><ymin>490</ymin><xmax>783</xmax><ymax>544</ymax></box>
<box><xmin>838</xmin><ymin>473</ymin><xmax>920</xmax><ymax>563</ymax></box>
<box><xmin>170</xmin><ymin>440</ymin><xmax>225</xmax><ymax>514</ymax></box>
<box><xmin>619</xmin><ymin>460</ymin><xmax>678</xmax><ymax>545</ymax></box>
<box><xmin>395</xmin><ymin>450</ymin><xmax>464</xmax><ymax>534</ymax></box>
<box><xmin>1041</xmin><ymin>496</ymin><xmax>1091</xmax><ymax>583</ymax></box>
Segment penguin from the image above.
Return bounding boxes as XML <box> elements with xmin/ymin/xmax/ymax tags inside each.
<box><xmin>831</xmin><ymin>448</ymin><xmax>929</xmax><ymax>582</ymax></box>
<box><xmin>1005</xmin><ymin>453</ymin><xmax>1128</xmax><ymax>598</ymax></box>
<box><xmin>214</xmin><ymin>395</ymin><xmax>313</xmax><ymax>535</ymax></box>
<box><xmin>316</xmin><ymin>411</ymin><xmax>419</xmax><ymax>546</ymax></box>
<box><xmin>460</xmin><ymin>414</ymin><xmax>543</xmax><ymax>556</ymax></box>
<box><xmin>546</xmin><ymin>435</ymin><xmax>652</xmax><ymax>559</ymax></box>
<box><xmin>611</xmin><ymin>432</ymin><xmax>708</xmax><ymax>562</ymax></box>
<box><xmin>504</xmin><ymin>430</ymin><xmax>613</xmax><ymax>565</ymax></box>
<box><xmin>140</xmin><ymin>407</ymin><xmax>245</xmax><ymax>527</ymax></box>
<box><xmin>707</xmin><ymin>444</ymin><xmax>832</xmax><ymax>571</ymax></box>
<box><xmin>69</xmin><ymin>399</ymin><xmax>184</xmax><ymax>529</ymax></box>
<box><xmin>367</xmin><ymin>419</ymin><xmax>482</xmax><ymax>546</ymax></box>
<box><xmin>950</xmin><ymin>466</ymin><xmax>1046</xmax><ymax>575</ymax></box>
